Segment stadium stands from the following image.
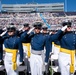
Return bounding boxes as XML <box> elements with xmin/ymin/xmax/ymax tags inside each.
<box><xmin>0</xmin><ymin>12</ymin><xmax>76</xmax><ymax>31</ymax></box>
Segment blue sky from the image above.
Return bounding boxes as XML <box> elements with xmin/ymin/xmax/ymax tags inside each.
<box><xmin>1</xmin><ymin>0</ymin><xmax>76</xmax><ymax>12</ymax></box>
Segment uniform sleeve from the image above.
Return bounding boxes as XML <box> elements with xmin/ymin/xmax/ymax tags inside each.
<box><xmin>0</xmin><ymin>36</ymin><xmax>3</xmax><ymax>43</ymax></box>
<box><xmin>50</xmin><ymin>30</ymin><xmax>63</xmax><ymax>42</ymax></box>
<box><xmin>18</xmin><ymin>38</ymin><xmax>24</xmax><ymax>62</ymax></box>
<box><xmin>45</xmin><ymin>36</ymin><xmax>52</xmax><ymax>63</ymax></box>
<box><xmin>20</xmin><ymin>31</ymin><xmax>28</xmax><ymax>42</ymax></box>
<box><xmin>1</xmin><ymin>32</ymin><xmax>9</xmax><ymax>41</ymax></box>
<box><xmin>20</xmin><ymin>31</ymin><xmax>34</xmax><ymax>42</ymax></box>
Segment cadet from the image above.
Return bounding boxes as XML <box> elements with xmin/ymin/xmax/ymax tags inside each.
<box><xmin>58</xmin><ymin>21</ymin><xmax>76</xmax><ymax>75</ymax></box>
<box><xmin>20</xmin><ymin>23</ymin><xmax>31</xmax><ymax>58</ymax></box>
<box><xmin>4</xmin><ymin>25</ymin><xmax>24</xmax><ymax>75</ymax></box>
<box><xmin>28</xmin><ymin>22</ymin><xmax>51</xmax><ymax>75</ymax></box>
<box><xmin>0</xmin><ymin>28</ymin><xmax>4</xmax><ymax>67</ymax></box>
<box><xmin>42</xmin><ymin>25</ymin><xmax>50</xmax><ymax>75</ymax></box>
<box><xmin>20</xmin><ymin>23</ymin><xmax>31</xmax><ymax>75</ymax></box>
<box><xmin>0</xmin><ymin>27</ymin><xmax>7</xmax><ymax>67</ymax></box>
<box><xmin>21</xmin><ymin>22</ymin><xmax>51</xmax><ymax>75</ymax></box>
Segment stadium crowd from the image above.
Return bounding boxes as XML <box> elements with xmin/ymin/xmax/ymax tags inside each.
<box><xmin>0</xmin><ymin>13</ymin><xmax>76</xmax><ymax>26</ymax></box>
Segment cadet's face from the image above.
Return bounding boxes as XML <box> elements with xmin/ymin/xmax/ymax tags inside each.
<box><xmin>8</xmin><ymin>31</ymin><xmax>15</xmax><ymax>36</ymax></box>
<box><xmin>34</xmin><ymin>28</ymin><xmax>41</xmax><ymax>33</ymax></box>
<box><xmin>23</xmin><ymin>27</ymin><xmax>29</xmax><ymax>31</ymax></box>
<box><xmin>51</xmin><ymin>31</ymin><xmax>56</xmax><ymax>34</ymax></box>
<box><xmin>66</xmin><ymin>27</ymin><xmax>72</xmax><ymax>31</ymax></box>
<box><xmin>42</xmin><ymin>30</ymin><xmax>47</xmax><ymax>33</ymax></box>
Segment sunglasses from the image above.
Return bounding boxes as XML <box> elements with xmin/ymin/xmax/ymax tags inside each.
<box><xmin>35</xmin><ymin>27</ymin><xmax>41</xmax><ymax>30</ymax></box>
<box><xmin>7</xmin><ymin>30</ymin><xmax>14</xmax><ymax>32</ymax></box>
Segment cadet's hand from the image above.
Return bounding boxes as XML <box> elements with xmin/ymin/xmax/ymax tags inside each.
<box><xmin>45</xmin><ymin>62</ymin><xmax>48</xmax><ymax>66</ymax></box>
<box><xmin>19</xmin><ymin>62</ymin><xmax>22</xmax><ymax>65</ymax></box>
<box><xmin>19</xmin><ymin>61</ymin><xmax>25</xmax><ymax>66</ymax></box>
<box><xmin>0</xmin><ymin>31</ymin><xmax>7</xmax><ymax>36</ymax></box>
<box><xmin>45</xmin><ymin>62</ymin><xmax>49</xmax><ymax>74</ymax></box>
<box><xmin>27</xmin><ymin>27</ymin><xmax>34</xmax><ymax>34</ymax></box>
<box><xmin>49</xmin><ymin>32</ymin><xmax>52</xmax><ymax>35</ymax></box>
<box><xmin>3</xmin><ymin>27</ymin><xmax>7</xmax><ymax>31</ymax></box>
<box><xmin>50</xmin><ymin>52</ymin><xmax>54</xmax><ymax>55</ymax></box>
<box><xmin>19</xmin><ymin>26</ymin><xmax>24</xmax><ymax>31</ymax></box>
<box><xmin>61</xmin><ymin>25</ymin><xmax>67</xmax><ymax>31</ymax></box>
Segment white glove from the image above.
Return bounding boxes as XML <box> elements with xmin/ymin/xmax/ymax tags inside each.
<box><xmin>19</xmin><ymin>26</ymin><xmax>24</xmax><ymax>31</ymax></box>
<box><xmin>50</xmin><ymin>52</ymin><xmax>54</xmax><ymax>55</ymax></box>
<box><xmin>3</xmin><ymin>27</ymin><xmax>7</xmax><ymax>31</ymax></box>
<box><xmin>27</xmin><ymin>27</ymin><xmax>34</xmax><ymax>34</ymax></box>
<box><xmin>40</xmin><ymin>30</ymin><xmax>43</xmax><ymax>33</ymax></box>
<box><xmin>19</xmin><ymin>62</ymin><xmax>22</xmax><ymax>65</ymax></box>
<box><xmin>61</xmin><ymin>25</ymin><xmax>67</xmax><ymax>31</ymax></box>
<box><xmin>45</xmin><ymin>62</ymin><xmax>48</xmax><ymax>65</ymax></box>
<box><xmin>49</xmin><ymin>32</ymin><xmax>52</xmax><ymax>35</ymax></box>
<box><xmin>0</xmin><ymin>31</ymin><xmax>7</xmax><ymax>36</ymax></box>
